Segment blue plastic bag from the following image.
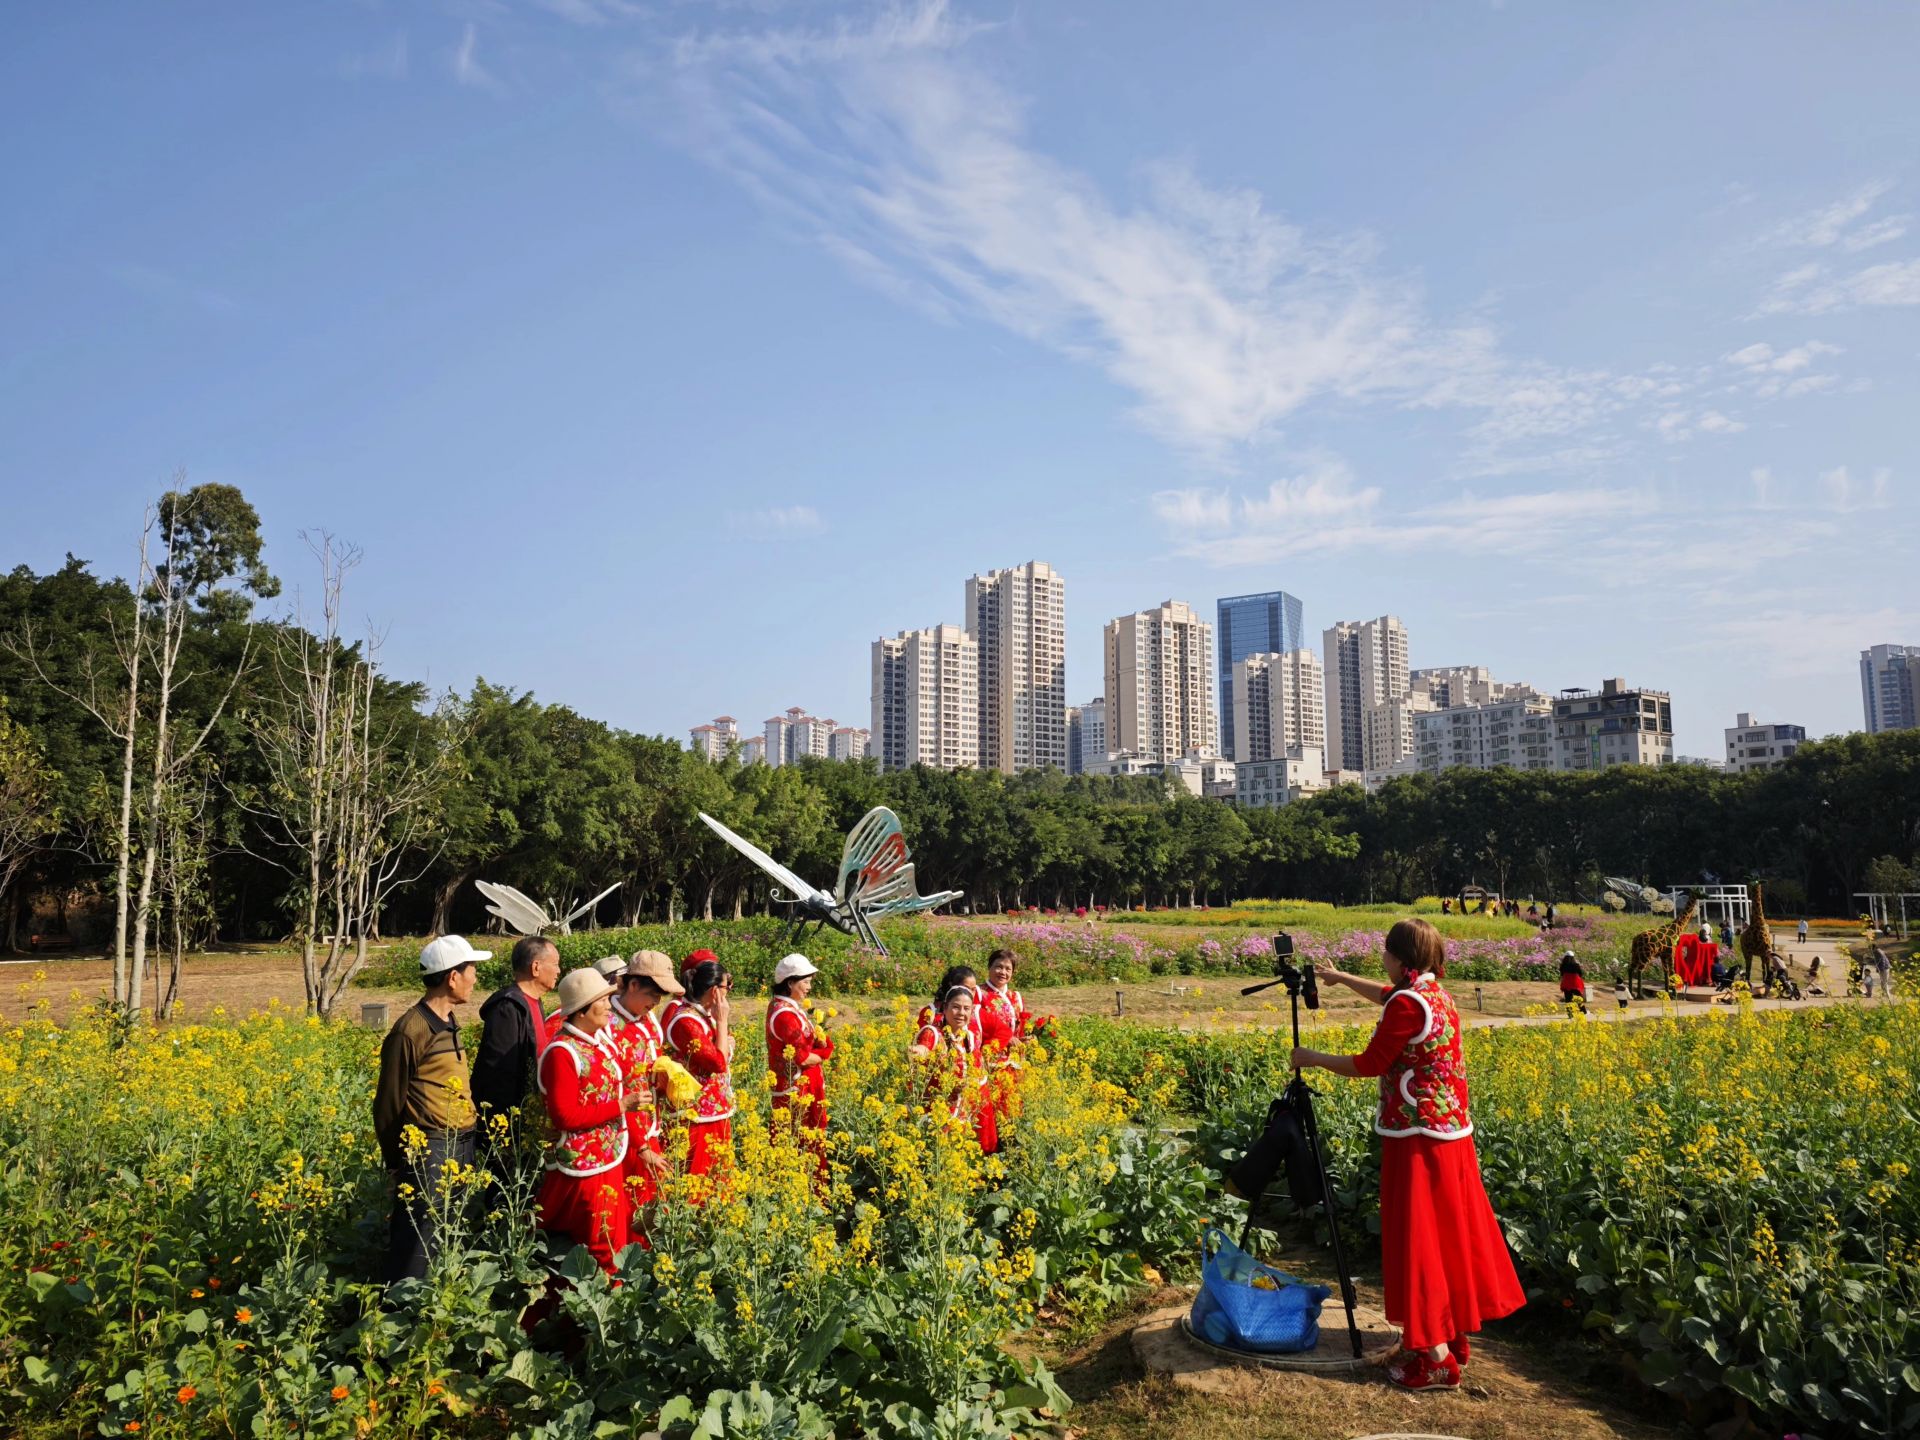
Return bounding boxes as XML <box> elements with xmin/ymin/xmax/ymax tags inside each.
<box><xmin>1189</xmin><ymin>1225</ymin><xmax>1330</xmax><ymax>1353</ymax></box>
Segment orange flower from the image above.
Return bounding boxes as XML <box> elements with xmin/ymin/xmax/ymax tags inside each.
<box><xmin>124</xmin><ymin>1426</ymin><xmax>142</xmax><ymax>1435</ymax></box>
<box><xmin>235</xmin><ymin>1307</ymin><xmax>253</xmax><ymax>1324</ymax></box>
<box><xmin>426</xmin><ymin>1382</ymin><xmax>445</xmax><ymax>1397</ymax></box>
<box><xmin>331</xmin><ymin>1385</ymin><xmax>350</xmax><ymax>1401</ymax></box>
<box><xmin>177</xmin><ymin>1386</ymin><xmax>198</xmax><ymax>1404</ymax></box>
<box><xmin>207</xmin><ymin>1277</ymin><xmax>221</xmax><ymax>1290</ymax></box>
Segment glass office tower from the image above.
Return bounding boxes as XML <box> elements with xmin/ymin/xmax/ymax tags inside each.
<box><xmin>1217</xmin><ymin>590</ymin><xmax>1304</xmax><ymax>758</ymax></box>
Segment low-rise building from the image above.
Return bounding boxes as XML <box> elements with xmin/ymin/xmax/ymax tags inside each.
<box><xmin>1234</xmin><ymin>746</ymin><xmax>1328</xmax><ymax>809</ymax></box>
<box><xmin>1412</xmin><ymin>690</ymin><xmax>1556</xmax><ymax>775</ymax></box>
<box><xmin>1553</xmin><ymin>678</ymin><xmax>1673</xmax><ymax>770</ymax></box>
<box><xmin>1723</xmin><ymin>712</ymin><xmax>1805</xmax><ymax>773</ymax></box>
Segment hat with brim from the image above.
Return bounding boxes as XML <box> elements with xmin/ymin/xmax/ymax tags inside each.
<box><xmin>772</xmin><ymin>953</ymin><xmax>818</xmax><ymax>986</ymax></box>
<box><xmin>592</xmin><ymin>955</ymin><xmax>626</xmax><ymax>981</ymax></box>
<box><xmin>555</xmin><ymin>967</ymin><xmax>617</xmax><ymax>1017</ymax></box>
<box><xmin>420</xmin><ymin>934</ymin><xmax>491</xmax><ymax>977</ymax></box>
<box><xmin>623</xmin><ymin>949</ymin><xmax>685</xmax><ymax>995</ymax></box>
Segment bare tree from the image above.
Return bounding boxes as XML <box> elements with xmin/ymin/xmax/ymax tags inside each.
<box><xmin>253</xmin><ymin>535</ymin><xmax>454</xmax><ymax>1016</ymax></box>
<box><xmin>151</xmin><ymin>759</ymin><xmax>216</xmax><ymax>1020</ymax></box>
<box><xmin>1</xmin><ymin>506</ymin><xmax>151</xmax><ymax>1003</ymax></box>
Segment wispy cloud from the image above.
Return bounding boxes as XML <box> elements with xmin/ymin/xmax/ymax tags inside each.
<box><xmin>1752</xmin><ymin>181</ymin><xmax>1920</xmax><ymax>315</ymax></box>
<box><xmin>1151</xmin><ymin>460</ymin><xmax>1619</xmax><ymax>565</ymax></box>
<box><xmin>451</xmin><ymin>24</ymin><xmax>499</xmax><ymax>91</ymax></box>
<box><xmin>342</xmin><ymin>31</ymin><xmax>409</xmax><ymax>81</ymax></box>
<box><xmin>728</xmin><ymin>504</ymin><xmax>826</xmax><ymax>535</ymax></box>
<box><xmin>1818</xmin><ymin>464</ymin><xmax>1893</xmax><ymax>513</ymax></box>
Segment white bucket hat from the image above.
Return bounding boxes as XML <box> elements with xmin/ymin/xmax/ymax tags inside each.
<box><xmin>772</xmin><ymin>953</ymin><xmax>819</xmax><ymax>986</ymax></box>
<box><xmin>420</xmin><ymin>934</ymin><xmax>490</xmax><ymax>977</ymax></box>
<box><xmin>592</xmin><ymin>955</ymin><xmax>626</xmax><ymax>981</ymax></box>
<box><xmin>554</xmin><ymin>967</ymin><xmax>617</xmax><ymax>1017</ymax></box>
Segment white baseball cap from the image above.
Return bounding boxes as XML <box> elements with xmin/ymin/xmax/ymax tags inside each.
<box><xmin>772</xmin><ymin>953</ymin><xmax>819</xmax><ymax>986</ymax></box>
<box><xmin>420</xmin><ymin>934</ymin><xmax>491</xmax><ymax>977</ymax></box>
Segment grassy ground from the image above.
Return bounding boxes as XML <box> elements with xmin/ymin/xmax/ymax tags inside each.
<box><xmin>1037</xmin><ymin>1270</ymin><xmax>1675</xmax><ymax>1440</ymax></box>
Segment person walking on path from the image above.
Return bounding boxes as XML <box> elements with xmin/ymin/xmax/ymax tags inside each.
<box><xmin>1290</xmin><ymin>918</ymin><xmax>1525</xmax><ymax>1391</ymax></box>
<box><xmin>373</xmin><ymin>935</ymin><xmax>485</xmax><ymax>1282</ymax></box>
<box><xmin>1798</xmin><ymin>918</ymin><xmax>1809</xmax><ymax>945</ymax></box>
<box><xmin>471</xmin><ymin>935</ymin><xmax>562</xmax><ymax>1156</ymax></box>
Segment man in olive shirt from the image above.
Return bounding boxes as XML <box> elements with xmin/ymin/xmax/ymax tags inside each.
<box><xmin>373</xmin><ymin>935</ymin><xmax>486</xmax><ymax>1282</ymax></box>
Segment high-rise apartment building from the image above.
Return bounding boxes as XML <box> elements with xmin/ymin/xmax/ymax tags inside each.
<box><xmin>1363</xmin><ymin>691</ymin><xmax>1436</xmax><ymax>774</ymax></box>
<box><xmin>1553</xmin><ymin>678</ymin><xmax>1674</xmax><ymax>770</ymax></box>
<box><xmin>688</xmin><ymin>715</ymin><xmax>739</xmax><ymax>761</ymax></box>
<box><xmin>1323</xmin><ymin>616</ymin><xmax>1410</xmax><ymax>773</ymax></box>
<box><xmin>740</xmin><ymin>735</ymin><xmax>767</xmax><ymax>765</ymax></box>
<box><xmin>1104</xmin><ymin>600</ymin><xmax>1217</xmax><ymax>764</ymax></box>
<box><xmin>1861</xmin><ymin>644</ymin><xmax>1919</xmax><ymax>734</ymax></box>
<box><xmin>1724</xmin><ymin>713</ymin><xmax>1806</xmax><ymax>774</ymax></box>
<box><xmin>763</xmin><ymin>707</ymin><xmax>836</xmax><ymax>765</ymax></box>
<box><xmin>1066</xmin><ymin>697</ymin><xmax>1107</xmax><ymax>775</ymax></box>
<box><xmin>1412</xmin><ymin>691</ymin><xmax>1555</xmax><ymax>775</ymax></box>
<box><xmin>870</xmin><ymin>624</ymin><xmax>980</xmax><ymax>772</ymax></box>
<box><xmin>1230</xmin><ymin>650</ymin><xmax>1324</xmax><ymax>765</ymax></box>
<box><xmin>1216</xmin><ymin>590</ymin><xmax>1304</xmax><ymax>759</ymax></box>
<box><xmin>965</xmin><ymin>561</ymin><xmax>1067</xmax><ymax>773</ymax></box>
<box><xmin>828</xmin><ymin>727</ymin><xmax>871</xmax><ymax>762</ymax></box>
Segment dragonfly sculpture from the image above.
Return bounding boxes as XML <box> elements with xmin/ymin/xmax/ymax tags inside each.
<box><xmin>697</xmin><ymin>806</ymin><xmax>963</xmax><ymax>953</ymax></box>
<box><xmin>474</xmin><ymin>878</ymin><xmax>622</xmax><ymax>937</ymax></box>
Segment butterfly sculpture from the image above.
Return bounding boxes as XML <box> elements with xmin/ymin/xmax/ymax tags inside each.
<box><xmin>474</xmin><ymin>878</ymin><xmax>622</xmax><ymax>937</ymax></box>
<box><xmin>697</xmin><ymin>806</ymin><xmax>962</xmax><ymax>953</ymax></box>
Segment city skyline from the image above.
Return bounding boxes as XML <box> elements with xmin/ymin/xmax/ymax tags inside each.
<box><xmin>6</xmin><ymin>5</ymin><xmax>1917</xmax><ymax>760</ymax></box>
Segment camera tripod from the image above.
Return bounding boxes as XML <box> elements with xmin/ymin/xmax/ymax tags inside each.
<box><xmin>1239</xmin><ymin>959</ymin><xmax>1364</xmax><ymax>1359</ymax></box>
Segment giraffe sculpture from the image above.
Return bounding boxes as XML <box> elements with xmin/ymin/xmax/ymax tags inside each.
<box><xmin>1629</xmin><ymin>890</ymin><xmax>1698</xmax><ymax>999</ymax></box>
<box><xmin>1739</xmin><ymin>882</ymin><xmax>1777</xmax><ymax>989</ymax></box>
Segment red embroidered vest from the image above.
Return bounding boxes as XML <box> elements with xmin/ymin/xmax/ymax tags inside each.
<box><xmin>978</xmin><ymin>984</ymin><xmax>1025</xmax><ymax>1069</ymax></box>
<box><xmin>537</xmin><ymin>1030</ymin><xmax>630</xmax><ymax>1176</ymax></box>
<box><xmin>667</xmin><ymin>1004</ymin><xmax>735</xmax><ymax>1122</ymax></box>
<box><xmin>608</xmin><ymin>1001</ymin><xmax>663</xmax><ymax>1141</ymax></box>
<box><xmin>916</xmin><ymin>1022</ymin><xmax>981</xmax><ymax>1119</ymax></box>
<box><xmin>765</xmin><ymin>997</ymin><xmax>826</xmax><ymax>1100</ymax></box>
<box><xmin>1375</xmin><ymin>974</ymin><xmax>1473</xmax><ymax>1141</ymax></box>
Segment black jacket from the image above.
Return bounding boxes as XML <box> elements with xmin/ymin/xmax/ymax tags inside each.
<box><xmin>470</xmin><ymin>985</ymin><xmax>547</xmax><ymax>1122</ymax></box>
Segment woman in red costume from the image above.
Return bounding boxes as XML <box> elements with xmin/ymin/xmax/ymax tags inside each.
<box><xmin>765</xmin><ymin>953</ymin><xmax>833</xmax><ymax>1155</ymax></box>
<box><xmin>976</xmin><ymin>948</ymin><xmax>1029</xmax><ymax>1126</ymax></box>
<box><xmin>535</xmin><ymin>968</ymin><xmax>647</xmax><ymax>1275</ymax></box>
<box><xmin>665</xmin><ymin>958</ymin><xmax>735</xmax><ymax>1183</ymax></box>
<box><xmin>606</xmin><ymin>950</ymin><xmax>684</xmax><ymax>1213</ymax></box>
<box><xmin>1291</xmin><ymin>918</ymin><xmax>1525</xmax><ymax>1390</ymax></box>
<box><xmin>910</xmin><ymin>965</ymin><xmax>997</xmax><ymax>1154</ymax></box>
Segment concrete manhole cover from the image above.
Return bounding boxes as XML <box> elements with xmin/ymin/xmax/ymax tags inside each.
<box><xmin>1131</xmin><ymin>1302</ymin><xmax>1398</xmax><ymax>1392</ymax></box>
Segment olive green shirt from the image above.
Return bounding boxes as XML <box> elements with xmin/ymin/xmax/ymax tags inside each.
<box><xmin>373</xmin><ymin>1001</ymin><xmax>477</xmax><ymax>1169</ymax></box>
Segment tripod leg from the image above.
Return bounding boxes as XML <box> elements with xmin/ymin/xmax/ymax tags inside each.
<box><xmin>1293</xmin><ymin>1077</ymin><xmax>1364</xmax><ymax>1358</ymax></box>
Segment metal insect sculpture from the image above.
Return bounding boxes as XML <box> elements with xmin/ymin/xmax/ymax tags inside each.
<box><xmin>474</xmin><ymin>879</ymin><xmax>622</xmax><ymax>937</ymax></box>
<box><xmin>697</xmin><ymin>806</ymin><xmax>963</xmax><ymax>953</ymax></box>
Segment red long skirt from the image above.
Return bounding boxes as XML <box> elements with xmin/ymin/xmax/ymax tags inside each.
<box><xmin>622</xmin><ymin>1135</ymin><xmax>664</xmax><ymax>1241</ymax></box>
<box><xmin>974</xmin><ymin>1093</ymin><xmax>999</xmax><ymax>1156</ymax></box>
<box><xmin>686</xmin><ymin>1118</ymin><xmax>733</xmax><ymax>1178</ymax></box>
<box><xmin>1379</xmin><ymin>1134</ymin><xmax>1525</xmax><ymax>1351</ymax></box>
<box><xmin>536</xmin><ymin>1168</ymin><xmax>629</xmax><ymax>1275</ymax></box>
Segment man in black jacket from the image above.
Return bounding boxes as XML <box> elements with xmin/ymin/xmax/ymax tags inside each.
<box><xmin>470</xmin><ymin>934</ymin><xmax>560</xmax><ymax>1160</ymax></box>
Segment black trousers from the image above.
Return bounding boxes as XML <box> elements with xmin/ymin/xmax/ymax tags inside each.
<box><xmin>386</xmin><ymin>1128</ymin><xmax>477</xmax><ymax>1283</ymax></box>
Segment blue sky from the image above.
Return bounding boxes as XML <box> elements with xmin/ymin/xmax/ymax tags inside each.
<box><xmin>4</xmin><ymin>1</ymin><xmax>1917</xmax><ymax>758</ymax></box>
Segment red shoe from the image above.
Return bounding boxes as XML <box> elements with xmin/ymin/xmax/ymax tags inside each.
<box><xmin>1448</xmin><ymin>1334</ymin><xmax>1471</xmax><ymax>1366</ymax></box>
<box><xmin>1387</xmin><ymin>1350</ymin><xmax>1462</xmax><ymax>1391</ymax></box>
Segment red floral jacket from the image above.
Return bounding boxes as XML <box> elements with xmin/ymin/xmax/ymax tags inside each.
<box><xmin>765</xmin><ymin>997</ymin><xmax>833</xmax><ymax>1104</ymax></box>
<box><xmin>537</xmin><ymin>1026</ymin><xmax>630</xmax><ymax>1176</ymax></box>
<box><xmin>667</xmin><ymin>1002</ymin><xmax>735</xmax><ymax>1123</ymax></box>
<box><xmin>1353</xmin><ymin>972</ymin><xmax>1473</xmax><ymax>1140</ymax></box>
<box><xmin>607</xmin><ymin>1000</ymin><xmax>664</xmax><ymax>1144</ymax></box>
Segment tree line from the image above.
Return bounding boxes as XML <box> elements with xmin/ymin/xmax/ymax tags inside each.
<box><xmin>4</xmin><ymin>484</ymin><xmax>1916</xmax><ymax>1013</ymax></box>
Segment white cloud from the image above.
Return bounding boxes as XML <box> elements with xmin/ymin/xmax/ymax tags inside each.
<box><xmin>1725</xmin><ymin>339</ymin><xmax>1840</xmax><ymax>374</ymax></box>
<box><xmin>1841</xmin><ymin>215</ymin><xmax>1911</xmax><ymax>253</ymax></box>
<box><xmin>1818</xmin><ymin>465</ymin><xmax>1893</xmax><ymax>513</ymax></box>
<box><xmin>1750</xmin><ymin>466</ymin><xmax>1776</xmax><ymax>508</ymax></box>
<box><xmin>1696</xmin><ymin>410</ymin><xmax>1746</xmax><ymax>434</ymax></box>
<box><xmin>1762</xmin><ymin>180</ymin><xmax>1896</xmax><ymax>249</ymax></box>
<box><xmin>729</xmin><ymin>504</ymin><xmax>826</xmax><ymax>534</ymax></box>
<box><xmin>343</xmin><ymin>32</ymin><xmax>408</xmax><ymax>81</ymax></box>
<box><xmin>1154</xmin><ymin>463</ymin><xmax>1620</xmax><ymax>565</ymax></box>
<box><xmin>452</xmin><ymin>24</ymin><xmax>499</xmax><ymax>91</ymax></box>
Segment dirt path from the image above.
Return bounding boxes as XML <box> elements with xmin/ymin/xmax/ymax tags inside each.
<box><xmin>0</xmin><ymin>939</ymin><xmax>1875</xmax><ymax>1033</ymax></box>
